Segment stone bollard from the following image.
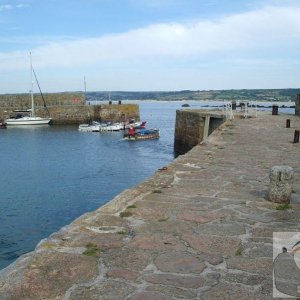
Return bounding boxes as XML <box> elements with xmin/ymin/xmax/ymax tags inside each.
<box><xmin>272</xmin><ymin>105</ymin><xmax>278</xmax><ymax>115</ymax></box>
<box><xmin>268</xmin><ymin>166</ymin><xmax>293</xmax><ymax>204</ymax></box>
<box><xmin>294</xmin><ymin>130</ymin><xmax>300</xmax><ymax>143</ymax></box>
<box><xmin>232</xmin><ymin>101</ymin><xmax>236</xmax><ymax>110</ymax></box>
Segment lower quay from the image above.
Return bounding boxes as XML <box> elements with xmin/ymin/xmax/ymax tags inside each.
<box><xmin>1</xmin><ymin>111</ymin><xmax>300</xmax><ymax>299</ymax></box>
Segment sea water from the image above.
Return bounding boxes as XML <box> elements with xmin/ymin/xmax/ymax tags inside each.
<box><xmin>0</xmin><ymin>100</ymin><xmax>294</xmax><ymax>270</ymax></box>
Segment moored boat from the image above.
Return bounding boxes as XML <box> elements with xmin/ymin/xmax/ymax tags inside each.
<box><xmin>78</xmin><ymin>121</ymin><xmax>100</xmax><ymax>132</ymax></box>
<box><xmin>5</xmin><ymin>52</ymin><xmax>52</xmax><ymax>126</ymax></box>
<box><xmin>0</xmin><ymin>122</ymin><xmax>7</xmax><ymax>129</ymax></box>
<box><xmin>124</xmin><ymin>128</ymin><xmax>159</xmax><ymax>141</ymax></box>
<box><xmin>125</xmin><ymin>121</ymin><xmax>146</xmax><ymax>129</ymax></box>
<box><xmin>99</xmin><ymin>122</ymin><xmax>123</xmax><ymax>131</ymax></box>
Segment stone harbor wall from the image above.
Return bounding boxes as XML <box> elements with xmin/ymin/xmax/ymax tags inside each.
<box><xmin>0</xmin><ymin>93</ymin><xmax>140</xmax><ymax>124</ymax></box>
<box><xmin>174</xmin><ymin>109</ymin><xmax>225</xmax><ymax>155</ymax></box>
<box><xmin>1</xmin><ymin>111</ymin><xmax>300</xmax><ymax>299</ymax></box>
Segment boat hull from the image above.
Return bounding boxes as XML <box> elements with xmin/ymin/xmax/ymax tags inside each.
<box><xmin>124</xmin><ymin>129</ymin><xmax>159</xmax><ymax>141</ymax></box>
<box><xmin>99</xmin><ymin>123</ymin><xmax>123</xmax><ymax>131</ymax></box>
<box><xmin>78</xmin><ymin>124</ymin><xmax>100</xmax><ymax>132</ymax></box>
<box><xmin>5</xmin><ymin>117</ymin><xmax>52</xmax><ymax>125</ymax></box>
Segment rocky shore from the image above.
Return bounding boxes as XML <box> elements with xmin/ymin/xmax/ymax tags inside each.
<box><xmin>0</xmin><ymin>110</ymin><xmax>300</xmax><ymax>299</ymax></box>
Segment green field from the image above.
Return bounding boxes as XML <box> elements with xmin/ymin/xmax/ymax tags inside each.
<box><xmin>86</xmin><ymin>89</ymin><xmax>300</xmax><ymax>102</ymax></box>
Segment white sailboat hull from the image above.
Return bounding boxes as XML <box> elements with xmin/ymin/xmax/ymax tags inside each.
<box><xmin>5</xmin><ymin>53</ymin><xmax>52</xmax><ymax>127</ymax></box>
<box><xmin>5</xmin><ymin>116</ymin><xmax>52</xmax><ymax>125</ymax></box>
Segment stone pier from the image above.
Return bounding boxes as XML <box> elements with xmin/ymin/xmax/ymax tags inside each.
<box><xmin>1</xmin><ymin>110</ymin><xmax>300</xmax><ymax>299</ymax></box>
<box><xmin>174</xmin><ymin>110</ymin><xmax>225</xmax><ymax>155</ymax></box>
<box><xmin>0</xmin><ymin>93</ymin><xmax>140</xmax><ymax>124</ymax></box>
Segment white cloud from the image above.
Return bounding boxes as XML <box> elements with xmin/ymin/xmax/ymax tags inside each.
<box><xmin>1</xmin><ymin>1</ymin><xmax>300</xmax><ymax>91</ymax></box>
<box><xmin>0</xmin><ymin>3</ymin><xmax>29</xmax><ymax>12</ymax></box>
<box><xmin>26</xmin><ymin>4</ymin><xmax>299</xmax><ymax>66</ymax></box>
<box><xmin>0</xmin><ymin>4</ymin><xmax>13</xmax><ymax>12</ymax></box>
<box><xmin>16</xmin><ymin>4</ymin><xmax>30</xmax><ymax>9</ymax></box>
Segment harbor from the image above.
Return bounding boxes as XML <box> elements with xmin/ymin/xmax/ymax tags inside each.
<box><xmin>1</xmin><ymin>107</ymin><xmax>300</xmax><ymax>299</ymax></box>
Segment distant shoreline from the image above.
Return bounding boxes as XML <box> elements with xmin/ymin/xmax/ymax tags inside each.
<box><xmin>85</xmin><ymin>89</ymin><xmax>300</xmax><ymax>103</ymax></box>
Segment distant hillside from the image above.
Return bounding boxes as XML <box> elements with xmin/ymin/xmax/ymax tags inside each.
<box><xmin>86</xmin><ymin>89</ymin><xmax>300</xmax><ymax>102</ymax></box>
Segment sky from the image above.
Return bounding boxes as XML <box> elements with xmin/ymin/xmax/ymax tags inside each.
<box><xmin>0</xmin><ymin>0</ymin><xmax>300</xmax><ymax>93</ymax></box>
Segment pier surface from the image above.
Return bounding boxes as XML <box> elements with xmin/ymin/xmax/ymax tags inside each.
<box><xmin>1</xmin><ymin>111</ymin><xmax>300</xmax><ymax>299</ymax></box>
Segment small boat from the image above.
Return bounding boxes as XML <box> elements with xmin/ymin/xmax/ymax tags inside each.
<box><xmin>124</xmin><ymin>128</ymin><xmax>160</xmax><ymax>141</ymax></box>
<box><xmin>125</xmin><ymin>121</ymin><xmax>146</xmax><ymax>129</ymax></box>
<box><xmin>78</xmin><ymin>121</ymin><xmax>101</xmax><ymax>132</ymax></box>
<box><xmin>0</xmin><ymin>122</ymin><xmax>7</xmax><ymax>129</ymax></box>
<box><xmin>99</xmin><ymin>122</ymin><xmax>123</xmax><ymax>131</ymax></box>
<box><xmin>5</xmin><ymin>53</ymin><xmax>52</xmax><ymax>126</ymax></box>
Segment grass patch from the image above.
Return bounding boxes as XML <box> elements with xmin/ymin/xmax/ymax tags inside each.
<box><xmin>235</xmin><ymin>246</ymin><xmax>243</xmax><ymax>256</ymax></box>
<box><xmin>222</xmin><ymin>132</ymin><xmax>234</xmax><ymax>136</ymax></box>
<box><xmin>117</xmin><ymin>230</ymin><xmax>126</xmax><ymax>235</ymax></box>
<box><xmin>120</xmin><ymin>211</ymin><xmax>133</xmax><ymax>218</ymax></box>
<box><xmin>127</xmin><ymin>204</ymin><xmax>137</xmax><ymax>209</ymax></box>
<box><xmin>152</xmin><ymin>189</ymin><xmax>162</xmax><ymax>194</ymax></box>
<box><xmin>83</xmin><ymin>243</ymin><xmax>101</xmax><ymax>258</ymax></box>
<box><xmin>275</xmin><ymin>203</ymin><xmax>291</xmax><ymax>210</ymax></box>
<box><xmin>40</xmin><ymin>242</ymin><xmax>55</xmax><ymax>249</ymax></box>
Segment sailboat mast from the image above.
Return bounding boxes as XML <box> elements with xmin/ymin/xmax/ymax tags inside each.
<box><xmin>29</xmin><ymin>52</ymin><xmax>35</xmax><ymax>117</ymax></box>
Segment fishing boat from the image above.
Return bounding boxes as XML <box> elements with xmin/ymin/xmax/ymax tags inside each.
<box><xmin>124</xmin><ymin>128</ymin><xmax>160</xmax><ymax>141</ymax></box>
<box><xmin>5</xmin><ymin>53</ymin><xmax>52</xmax><ymax>126</ymax></box>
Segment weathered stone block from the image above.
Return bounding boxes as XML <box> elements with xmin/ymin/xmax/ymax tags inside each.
<box><xmin>268</xmin><ymin>166</ymin><xmax>293</xmax><ymax>203</ymax></box>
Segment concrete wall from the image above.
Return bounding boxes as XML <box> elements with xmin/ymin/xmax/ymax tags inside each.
<box><xmin>174</xmin><ymin>110</ymin><xmax>225</xmax><ymax>156</ymax></box>
<box><xmin>0</xmin><ymin>93</ymin><xmax>140</xmax><ymax>124</ymax></box>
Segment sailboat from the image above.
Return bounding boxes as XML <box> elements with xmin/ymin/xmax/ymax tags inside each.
<box><xmin>5</xmin><ymin>53</ymin><xmax>52</xmax><ymax>125</ymax></box>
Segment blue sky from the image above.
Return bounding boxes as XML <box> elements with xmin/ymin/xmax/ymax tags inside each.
<box><xmin>0</xmin><ymin>0</ymin><xmax>300</xmax><ymax>93</ymax></box>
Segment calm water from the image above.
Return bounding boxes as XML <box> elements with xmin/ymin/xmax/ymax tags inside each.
<box><xmin>0</xmin><ymin>100</ymin><xmax>294</xmax><ymax>270</ymax></box>
<box><xmin>0</xmin><ymin>101</ymin><xmax>185</xmax><ymax>270</ymax></box>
